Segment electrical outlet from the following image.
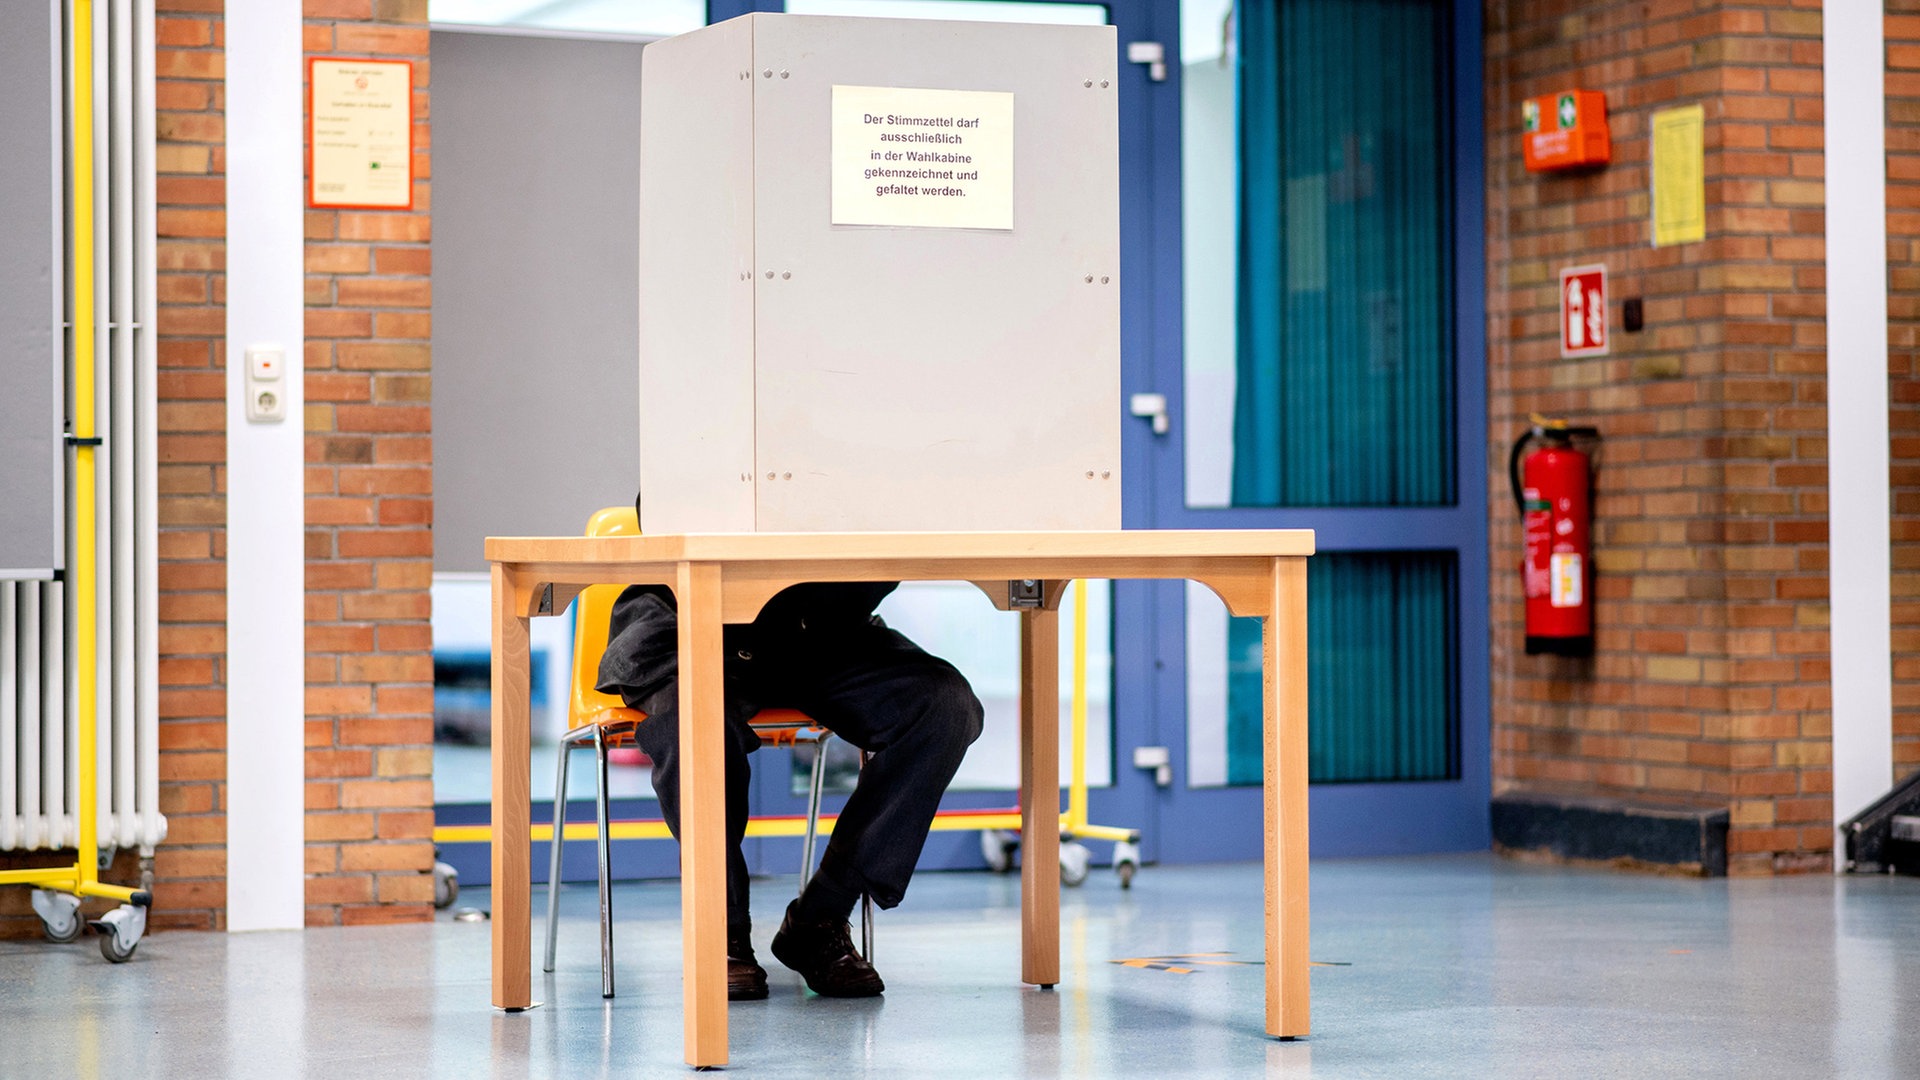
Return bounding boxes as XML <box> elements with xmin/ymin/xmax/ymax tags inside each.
<box><xmin>244</xmin><ymin>345</ymin><xmax>287</xmax><ymax>422</ymax></box>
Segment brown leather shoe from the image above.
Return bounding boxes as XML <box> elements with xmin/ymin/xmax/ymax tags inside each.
<box><xmin>729</xmin><ymin>930</ymin><xmax>769</xmax><ymax>1001</ymax></box>
<box><xmin>769</xmin><ymin>900</ymin><xmax>884</xmax><ymax>998</ymax></box>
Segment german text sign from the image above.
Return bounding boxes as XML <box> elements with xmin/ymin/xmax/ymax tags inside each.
<box><xmin>1559</xmin><ymin>264</ymin><xmax>1607</xmax><ymax>358</ymax></box>
<box><xmin>308</xmin><ymin>57</ymin><xmax>413</xmax><ymax>210</ymax></box>
<box><xmin>830</xmin><ymin>85</ymin><xmax>1013</xmax><ymax>230</ymax></box>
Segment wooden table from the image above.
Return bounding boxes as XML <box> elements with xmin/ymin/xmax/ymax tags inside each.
<box><xmin>486</xmin><ymin>530</ymin><xmax>1314</xmax><ymax>1067</ymax></box>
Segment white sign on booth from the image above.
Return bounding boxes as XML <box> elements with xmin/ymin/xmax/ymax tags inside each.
<box><xmin>830</xmin><ymin>85</ymin><xmax>1014</xmax><ymax>230</ymax></box>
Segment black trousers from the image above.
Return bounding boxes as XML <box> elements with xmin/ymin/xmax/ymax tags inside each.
<box><xmin>625</xmin><ymin>617</ymin><xmax>984</xmax><ymax>929</ymax></box>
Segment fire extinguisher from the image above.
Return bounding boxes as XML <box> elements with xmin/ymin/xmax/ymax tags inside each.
<box><xmin>1509</xmin><ymin>416</ymin><xmax>1601</xmax><ymax>657</ymax></box>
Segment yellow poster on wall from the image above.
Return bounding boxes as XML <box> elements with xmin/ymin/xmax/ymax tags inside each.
<box><xmin>1650</xmin><ymin>104</ymin><xmax>1705</xmax><ymax>247</ymax></box>
<box><xmin>308</xmin><ymin>57</ymin><xmax>413</xmax><ymax>210</ymax></box>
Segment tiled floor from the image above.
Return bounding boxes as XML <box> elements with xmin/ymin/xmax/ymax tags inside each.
<box><xmin>4</xmin><ymin>854</ymin><xmax>1918</xmax><ymax>1077</ymax></box>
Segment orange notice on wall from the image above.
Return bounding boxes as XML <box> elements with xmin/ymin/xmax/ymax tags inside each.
<box><xmin>1522</xmin><ymin>90</ymin><xmax>1610</xmax><ymax>173</ymax></box>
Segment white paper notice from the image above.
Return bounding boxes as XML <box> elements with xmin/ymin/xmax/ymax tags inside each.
<box><xmin>310</xmin><ymin>58</ymin><xmax>412</xmax><ymax>209</ymax></box>
<box><xmin>831</xmin><ymin>85</ymin><xmax>1013</xmax><ymax>230</ymax></box>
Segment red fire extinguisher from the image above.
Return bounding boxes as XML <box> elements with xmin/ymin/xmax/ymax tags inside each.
<box><xmin>1509</xmin><ymin>416</ymin><xmax>1600</xmax><ymax>657</ymax></box>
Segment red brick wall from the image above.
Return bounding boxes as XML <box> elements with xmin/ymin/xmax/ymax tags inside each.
<box><xmin>1484</xmin><ymin>0</ymin><xmax>1834</xmax><ymax>874</ymax></box>
<box><xmin>1890</xmin><ymin>3</ymin><xmax>1920</xmax><ymax>780</ymax></box>
<box><xmin>150</xmin><ymin>0</ymin><xmax>230</xmax><ymax>931</ymax></box>
<box><xmin>299</xmin><ymin>0</ymin><xmax>436</xmax><ymax>926</ymax></box>
<box><xmin>1</xmin><ymin>0</ymin><xmax>433</xmax><ymax>938</ymax></box>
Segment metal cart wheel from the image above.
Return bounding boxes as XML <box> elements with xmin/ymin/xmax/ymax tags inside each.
<box><xmin>1059</xmin><ymin>841</ymin><xmax>1091</xmax><ymax>887</ymax></box>
<box><xmin>32</xmin><ymin>889</ymin><xmax>83</xmax><ymax>944</ymax></box>
<box><xmin>980</xmin><ymin>828</ymin><xmax>1019</xmax><ymax>873</ymax></box>
<box><xmin>434</xmin><ymin>860</ymin><xmax>460</xmax><ymax>909</ymax></box>
<box><xmin>1113</xmin><ymin>839</ymin><xmax>1141</xmax><ymax>889</ymax></box>
<box><xmin>90</xmin><ymin>902</ymin><xmax>148</xmax><ymax>964</ymax></box>
<box><xmin>98</xmin><ymin>929</ymin><xmax>137</xmax><ymax>963</ymax></box>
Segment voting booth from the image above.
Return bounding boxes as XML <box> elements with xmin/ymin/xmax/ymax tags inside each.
<box><xmin>637</xmin><ymin>14</ymin><xmax>1120</xmax><ymax>534</ymax></box>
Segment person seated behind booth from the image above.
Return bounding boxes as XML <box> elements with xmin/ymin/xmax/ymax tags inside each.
<box><xmin>597</xmin><ymin>576</ymin><xmax>984</xmax><ymax>1000</ymax></box>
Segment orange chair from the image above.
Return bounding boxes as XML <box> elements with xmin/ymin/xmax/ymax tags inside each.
<box><xmin>541</xmin><ymin>507</ymin><xmax>870</xmax><ymax>998</ymax></box>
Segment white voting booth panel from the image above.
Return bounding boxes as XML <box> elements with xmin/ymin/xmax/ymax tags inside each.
<box><xmin>638</xmin><ymin>14</ymin><xmax>1120</xmax><ymax>534</ymax></box>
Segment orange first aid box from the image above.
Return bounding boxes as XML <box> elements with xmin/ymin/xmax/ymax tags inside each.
<box><xmin>1522</xmin><ymin>90</ymin><xmax>1610</xmax><ymax>172</ymax></box>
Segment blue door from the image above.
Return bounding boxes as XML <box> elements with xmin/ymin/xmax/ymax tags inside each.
<box><xmin>1088</xmin><ymin>0</ymin><xmax>1492</xmax><ymax>863</ymax></box>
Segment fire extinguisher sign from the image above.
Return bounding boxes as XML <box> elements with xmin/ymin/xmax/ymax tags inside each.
<box><xmin>1559</xmin><ymin>264</ymin><xmax>1608</xmax><ymax>358</ymax></box>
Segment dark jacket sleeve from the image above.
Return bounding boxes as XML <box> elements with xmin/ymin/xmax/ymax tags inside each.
<box><xmin>595</xmin><ymin>584</ymin><xmax>680</xmax><ymax>707</ymax></box>
<box><xmin>595</xmin><ymin>581</ymin><xmax>901</xmax><ymax>709</ymax></box>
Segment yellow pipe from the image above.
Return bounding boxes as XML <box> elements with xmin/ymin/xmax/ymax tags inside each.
<box><xmin>432</xmin><ymin>810</ymin><xmax>1045</xmax><ymax>847</ymax></box>
<box><xmin>72</xmin><ymin>0</ymin><xmax>101</xmax><ymax>892</ymax></box>
<box><xmin>1068</xmin><ymin>578</ymin><xmax>1089</xmax><ymax>831</ymax></box>
<box><xmin>10</xmin><ymin>2</ymin><xmax>140</xmax><ymax>911</ymax></box>
<box><xmin>0</xmin><ymin>867</ymin><xmax>79</xmax><ymax>889</ymax></box>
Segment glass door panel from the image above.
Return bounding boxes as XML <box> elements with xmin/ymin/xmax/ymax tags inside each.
<box><xmin>1127</xmin><ymin>0</ymin><xmax>1489</xmax><ymax>857</ymax></box>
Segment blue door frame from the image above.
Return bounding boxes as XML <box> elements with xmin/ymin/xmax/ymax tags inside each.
<box><xmin>442</xmin><ymin>0</ymin><xmax>1489</xmax><ymax>888</ymax></box>
<box><xmin>1097</xmin><ymin>0</ymin><xmax>1491</xmax><ymax>863</ymax></box>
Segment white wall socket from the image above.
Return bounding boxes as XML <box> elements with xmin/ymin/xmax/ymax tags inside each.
<box><xmin>244</xmin><ymin>344</ymin><xmax>287</xmax><ymax>422</ymax></box>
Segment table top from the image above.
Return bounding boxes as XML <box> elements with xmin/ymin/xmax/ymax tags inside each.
<box><xmin>485</xmin><ymin>529</ymin><xmax>1316</xmax><ymax>567</ymax></box>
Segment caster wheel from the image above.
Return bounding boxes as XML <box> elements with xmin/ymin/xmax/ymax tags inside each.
<box><xmin>98</xmin><ymin>930</ymin><xmax>137</xmax><ymax>964</ymax></box>
<box><xmin>31</xmin><ymin>889</ymin><xmax>83</xmax><ymax>944</ymax></box>
<box><xmin>980</xmin><ymin>829</ymin><xmax>1019</xmax><ymax>873</ymax></box>
<box><xmin>89</xmin><ymin>902</ymin><xmax>148</xmax><ymax>965</ymax></box>
<box><xmin>1060</xmin><ymin>841</ymin><xmax>1091</xmax><ymax>887</ymax></box>
<box><xmin>434</xmin><ymin>861</ymin><xmax>460</xmax><ymax>910</ymax></box>
<box><xmin>1113</xmin><ymin>840</ymin><xmax>1141</xmax><ymax>890</ymax></box>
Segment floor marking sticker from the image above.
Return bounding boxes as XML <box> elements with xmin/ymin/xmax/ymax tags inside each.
<box><xmin>1108</xmin><ymin>953</ymin><xmax>1350</xmax><ymax>975</ymax></box>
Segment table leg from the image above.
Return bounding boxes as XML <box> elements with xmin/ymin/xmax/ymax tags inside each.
<box><xmin>1019</xmin><ymin>605</ymin><xmax>1061</xmax><ymax>987</ymax></box>
<box><xmin>676</xmin><ymin>562</ymin><xmax>728</xmax><ymax>1067</ymax></box>
<box><xmin>1265</xmin><ymin>557</ymin><xmax>1310</xmax><ymax>1037</ymax></box>
<box><xmin>490</xmin><ymin>564</ymin><xmax>533</xmax><ymax>1010</ymax></box>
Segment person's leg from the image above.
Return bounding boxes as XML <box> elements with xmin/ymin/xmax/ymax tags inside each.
<box><xmin>765</xmin><ymin>621</ymin><xmax>982</xmax><ymax>997</ymax></box>
<box><xmin>787</xmin><ymin>621</ymin><xmax>986</xmax><ymax>914</ymax></box>
<box><xmin>628</xmin><ymin>681</ymin><xmax>768</xmax><ymax>999</ymax></box>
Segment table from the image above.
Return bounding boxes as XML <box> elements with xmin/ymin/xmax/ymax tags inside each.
<box><xmin>486</xmin><ymin>530</ymin><xmax>1314</xmax><ymax>1067</ymax></box>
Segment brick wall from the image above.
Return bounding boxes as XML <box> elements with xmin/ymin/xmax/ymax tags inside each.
<box><xmin>1484</xmin><ymin>0</ymin><xmax>1834</xmax><ymax>874</ymax></box>
<box><xmin>150</xmin><ymin>0</ymin><xmax>229</xmax><ymax>931</ymax></box>
<box><xmin>300</xmin><ymin>0</ymin><xmax>436</xmax><ymax>926</ymax></box>
<box><xmin>1888</xmin><ymin>4</ymin><xmax>1920</xmax><ymax>781</ymax></box>
<box><xmin>1</xmin><ymin>0</ymin><xmax>433</xmax><ymax>938</ymax></box>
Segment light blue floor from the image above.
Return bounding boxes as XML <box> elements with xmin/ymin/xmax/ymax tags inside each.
<box><xmin>3</xmin><ymin>854</ymin><xmax>1918</xmax><ymax>1077</ymax></box>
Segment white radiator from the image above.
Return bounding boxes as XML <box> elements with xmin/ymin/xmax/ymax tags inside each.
<box><xmin>1</xmin><ymin>0</ymin><xmax>164</xmax><ymax>856</ymax></box>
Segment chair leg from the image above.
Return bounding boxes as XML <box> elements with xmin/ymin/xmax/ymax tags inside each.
<box><xmin>860</xmin><ymin>749</ymin><xmax>874</xmax><ymax>962</ymax></box>
<box><xmin>543</xmin><ymin>733</ymin><xmax>575</xmax><ymax>973</ymax></box>
<box><xmin>593</xmin><ymin>726</ymin><xmax>616</xmax><ymax>999</ymax></box>
<box><xmin>799</xmin><ymin>733</ymin><xmax>830</xmax><ymax>894</ymax></box>
<box><xmin>861</xmin><ymin>893</ymin><xmax>875</xmax><ymax>963</ymax></box>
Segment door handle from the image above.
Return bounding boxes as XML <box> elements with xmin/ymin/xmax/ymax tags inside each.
<box><xmin>1129</xmin><ymin>392</ymin><xmax>1169</xmax><ymax>436</ymax></box>
<box><xmin>1133</xmin><ymin>745</ymin><xmax>1172</xmax><ymax>787</ymax></box>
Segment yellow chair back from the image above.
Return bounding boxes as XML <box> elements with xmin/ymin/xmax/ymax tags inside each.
<box><xmin>568</xmin><ymin>507</ymin><xmax>643</xmax><ymax>732</ymax></box>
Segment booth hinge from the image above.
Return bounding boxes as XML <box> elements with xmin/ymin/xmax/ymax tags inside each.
<box><xmin>1008</xmin><ymin>579</ymin><xmax>1044</xmax><ymax>609</ymax></box>
<box><xmin>1127</xmin><ymin>41</ymin><xmax>1167</xmax><ymax>82</ymax></box>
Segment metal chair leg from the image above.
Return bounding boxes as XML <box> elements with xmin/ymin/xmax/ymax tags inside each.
<box><xmin>593</xmin><ymin>726</ymin><xmax>615</xmax><ymax>999</ymax></box>
<box><xmin>860</xmin><ymin>749</ymin><xmax>873</xmax><ymax>962</ymax></box>
<box><xmin>543</xmin><ymin>732</ymin><xmax>574</xmax><ymax>973</ymax></box>
<box><xmin>799</xmin><ymin>732</ymin><xmax>830</xmax><ymax>893</ymax></box>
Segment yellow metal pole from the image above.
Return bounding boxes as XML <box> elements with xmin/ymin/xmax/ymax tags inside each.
<box><xmin>72</xmin><ymin>0</ymin><xmax>101</xmax><ymax>892</ymax></box>
<box><xmin>9</xmin><ymin>0</ymin><xmax>136</xmax><ymax>910</ymax></box>
<box><xmin>1068</xmin><ymin>578</ymin><xmax>1088</xmax><ymax>832</ymax></box>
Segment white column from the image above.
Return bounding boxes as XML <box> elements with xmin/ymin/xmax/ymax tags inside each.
<box><xmin>224</xmin><ymin>1</ymin><xmax>306</xmax><ymax>930</ymax></box>
<box><xmin>1823</xmin><ymin>3</ymin><xmax>1893</xmax><ymax>845</ymax></box>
